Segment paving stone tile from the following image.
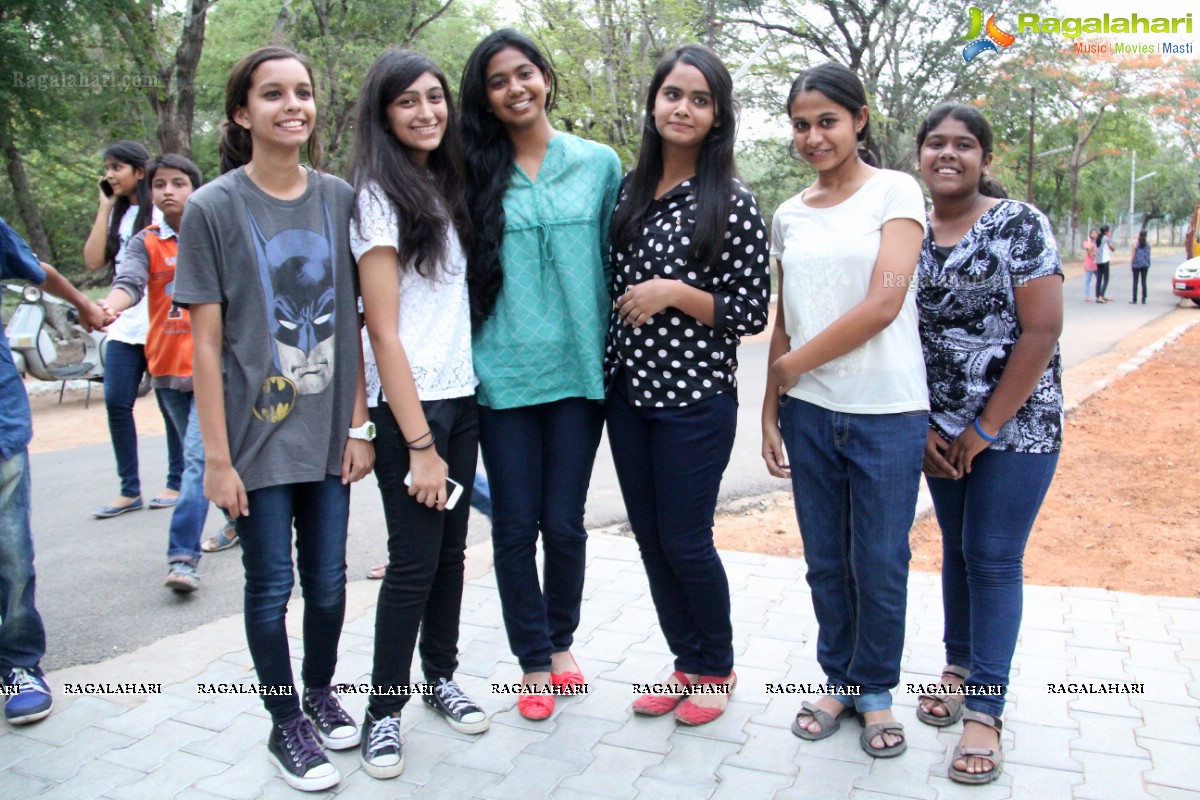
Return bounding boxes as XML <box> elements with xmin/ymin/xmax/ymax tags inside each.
<box><xmin>729</xmin><ymin>595</ymin><xmax>777</xmax><ymax>624</ymax></box>
<box><xmin>632</xmin><ymin>775</ymin><xmax>718</xmax><ymax>799</ymax></box>
<box><xmin>595</xmin><ymin>649</ymin><xmax>683</xmax><ymax>686</ymax></box>
<box><xmin>755</xmin><ymin>611</ymin><xmax>811</xmax><ymax>643</ymax></box>
<box><xmin>598</xmin><ymin>714</ymin><xmax>674</xmax><ymax>755</ymax></box>
<box><xmin>849</xmin><ymin>747</ymin><xmax>942</xmax><ymax>799</ymax></box>
<box><xmin>775</xmin><ymin>751</ymin><xmax>868</xmax><ymax>799</ymax></box>
<box><xmin>750</xmin><ymin>690</ymin><xmax>808</xmax><ymax>730</ymax></box>
<box><xmin>1018</xmin><ymin>589</ymin><xmax>1070</xmax><ymax>632</ymax></box>
<box><xmin>749</xmin><ymin>556</ymin><xmax>805</xmax><ymax>581</ymax></box>
<box><xmin>100</xmin><ymin>718</ymin><xmax>214</xmax><ymax>771</ymax></box>
<box><xmin>1009</xmin><ymin>654</ymin><xmax>1077</xmax><ymax>686</ymax></box>
<box><xmin>849</xmin><ymin>791</ymin><xmax>930</xmax><ymax>800</ymax></box>
<box><xmin>385</xmin><ymin>728</ymin><xmax>473</xmax><ymax>785</ymax></box>
<box><xmin>597</xmin><ymin>605</ymin><xmax>661</xmax><ymax>636</ymax></box>
<box><xmin>172</xmin><ymin>691</ymin><xmax>267</xmax><ymax>732</ymax></box>
<box><xmin>103</xmin><ymin>750</ymin><xmax>230</xmax><ymax>800</ymax></box>
<box><xmin>1132</xmin><ymin>699</ymin><xmax>1200</xmax><ymax>744</ymax></box>
<box><xmin>253</xmin><ymin>776</ymin><xmax>340</xmax><ymax>800</ymax></box>
<box><xmin>737</xmin><ymin>576</ymin><xmax>796</xmax><ymax>603</ymax></box>
<box><xmin>0</xmin><ymin>729</ymin><xmax>53</xmax><ymax>770</ymax></box>
<box><xmin>1163</xmin><ymin>606</ymin><xmax>1200</xmax><ymax>634</ymax></box>
<box><xmin>457</xmin><ymin>640</ymin><xmax>518</xmax><ymax>680</ymax></box>
<box><xmin>408</xmin><ymin>762</ymin><xmax>503</xmax><ymax>798</ymax></box>
<box><xmin>1065</xmin><ymin>621</ymin><xmax>1125</xmax><ymax>652</ymax></box>
<box><xmin>13</xmin><ymin>724</ymin><xmax>136</xmax><ymax>781</ymax></box>
<box><xmin>557</xmin><ymin>677</ymin><xmax>638</xmax><ymax>723</ymax></box>
<box><xmin>1003</xmin><ymin>720</ymin><xmax>1081</xmax><ymax>773</ymax></box>
<box><xmin>1069</xmin><ymin>710</ymin><xmax>1150</xmax><ymax>759</ymax></box>
<box><xmin>736</xmin><ymin>635</ymin><xmax>802</xmax><ymax>671</ymax></box>
<box><xmin>0</xmin><ymin>767</ymin><xmax>52</xmax><ymax>799</ymax></box>
<box><xmin>641</xmin><ymin>734</ymin><xmax>739</xmax><ymax>786</ymax></box>
<box><xmin>927</xmin><ymin>775</ymin><xmax>1013</xmax><ymax>800</ymax></box>
<box><xmin>556</xmin><ymin>742</ymin><xmax>663</xmax><ymax>798</ymax></box>
<box><xmin>672</xmin><ymin>697</ymin><xmax>759</xmax><ymax>745</ymax></box>
<box><xmin>1063</xmin><ymin>649</ymin><xmax>1130</xmax><ymax>679</ymax></box>
<box><xmin>327</xmin><ymin>769</ymin><xmax>421</xmax><ymax>798</ymax></box>
<box><xmin>1065</xmin><ymin>691</ymin><xmax>1140</xmax><ymax>719</ymax></box>
<box><xmin>1124</xmin><ymin>640</ymin><xmax>1190</xmax><ymax>674</ymax></box>
<box><xmin>193</xmin><ymin>742</ymin><xmax>277</xmax><ymax>799</ymax></box>
<box><xmin>182</xmin><ymin>713</ymin><xmax>273</xmax><ymax>765</ymax></box>
<box><xmin>1141</xmin><ymin>738</ymin><xmax>1200</xmax><ymax>791</ymax></box>
<box><xmin>1118</xmin><ymin>621</ymin><xmax>1180</xmax><ymax>645</ymax></box>
<box><xmin>523</xmin><ymin>713</ymin><xmax>621</xmax><ymax>765</ymax></box>
<box><xmin>1072</xmin><ymin>750</ymin><xmax>1152</xmax><ymax>800</ymax></box>
<box><xmin>93</xmin><ymin>693</ymin><xmax>202</xmax><ymax>739</ymax></box>
<box><xmin>1147</xmin><ymin>787</ymin><xmax>1200</xmax><ymax>800</ymax></box>
<box><xmin>1003</xmin><ymin>761</ymin><xmax>1083</xmax><ymax>800</ymax></box>
<box><xmin>721</xmin><ymin>721</ymin><xmax>801</xmax><ymax>775</ymax></box>
<box><xmin>8</xmin><ymin>695</ymin><xmax>126</xmax><ymax>746</ymax></box>
<box><xmin>574</xmin><ymin>629</ymin><xmax>654</xmax><ymax>664</ymax></box>
<box><xmin>710</xmin><ymin>763</ymin><xmax>793</xmax><ymax>798</ymax></box>
<box><xmin>1123</xmin><ymin>667</ymin><xmax>1200</xmax><ymax>707</ymax></box>
<box><xmin>476</xmin><ymin>752</ymin><xmax>586</xmax><ymax>799</ymax></box>
<box><xmin>19</xmin><ymin>759</ymin><xmax>147</xmax><ymax>800</ymax></box>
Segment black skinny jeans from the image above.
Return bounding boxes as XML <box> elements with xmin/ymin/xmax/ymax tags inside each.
<box><xmin>367</xmin><ymin>395</ymin><xmax>479</xmax><ymax>717</ymax></box>
<box><xmin>1131</xmin><ymin>268</ymin><xmax>1148</xmax><ymax>302</ymax></box>
<box><xmin>1095</xmin><ymin>262</ymin><xmax>1110</xmax><ymax>298</ymax></box>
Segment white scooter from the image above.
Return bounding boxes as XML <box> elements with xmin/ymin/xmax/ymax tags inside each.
<box><xmin>4</xmin><ymin>282</ymin><xmax>109</xmax><ymax>404</ymax></box>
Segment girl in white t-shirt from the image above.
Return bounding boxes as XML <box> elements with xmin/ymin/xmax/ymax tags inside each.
<box><xmin>348</xmin><ymin>49</ymin><xmax>487</xmax><ymax>780</ymax></box>
<box><xmin>82</xmin><ymin>140</ymin><xmax>177</xmax><ymax>519</ymax></box>
<box><xmin>760</xmin><ymin>62</ymin><xmax>927</xmax><ymax>759</ymax></box>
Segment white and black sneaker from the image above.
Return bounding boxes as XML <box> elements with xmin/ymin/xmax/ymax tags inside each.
<box><xmin>360</xmin><ymin>708</ymin><xmax>405</xmax><ymax>779</ymax></box>
<box><xmin>423</xmin><ymin>677</ymin><xmax>490</xmax><ymax>734</ymax></box>
<box><xmin>267</xmin><ymin>715</ymin><xmax>340</xmax><ymax>792</ymax></box>
<box><xmin>302</xmin><ymin>685</ymin><xmax>360</xmax><ymax>749</ymax></box>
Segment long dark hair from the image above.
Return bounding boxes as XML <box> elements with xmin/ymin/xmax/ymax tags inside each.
<box><xmin>915</xmin><ymin>102</ymin><xmax>1008</xmax><ymax>199</ymax></box>
<box><xmin>219</xmin><ymin>46</ymin><xmax>321</xmax><ymax>175</ymax></box>
<box><xmin>101</xmin><ymin>140</ymin><xmax>153</xmax><ymax>272</ymax></box>
<box><xmin>786</xmin><ymin>62</ymin><xmax>878</xmax><ymax>168</ymax></box>
<box><xmin>349</xmin><ymin>49</ymin><xmax>471</xmax><ymax>279</ymax></box>
<box><xmin>459</xmin><ymin>29</ymin><xmax>558</xmax><ymax>328</ymax></box>
<box><xmin>611</xmin><ymin>44</ymin><xmax>739</xmax><ymax>268</ymax></box>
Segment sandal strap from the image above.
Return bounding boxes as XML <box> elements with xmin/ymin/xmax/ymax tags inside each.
<box><xmin>862</xmin><ymin>721</ymin><xmax>905</xmax><ymax>738</ymax></box>
<box><xmin>796</xmin><ymin>701</ymin><xmax>838</xmax><ymax>730</ymax></box>
<box><xmin>962</xmin><ymin>709</ymin><xmax>1002</xmax><ymax>732</ymax></box>
<box><xmin>953</xmin><ymin>744</ymin><xmax>999</xmax><ymax>767</ymax></box>
<box><xmin>941</xmin><ymin>664</ymin><xmax>971</xmax><ymax>681</ymax></box>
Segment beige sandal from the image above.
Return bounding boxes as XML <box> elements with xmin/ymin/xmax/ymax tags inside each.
<box><xmin>916</xmin><ymin>664</ymin><xmax>969</xmax><ymax>727</ymax></box>
<box><xmin>948</xmin><ymin>709</ymin><xmax>1003</xmax><ymax>784</ymax></box>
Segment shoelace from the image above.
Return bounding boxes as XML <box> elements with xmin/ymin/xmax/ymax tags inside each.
<box><xmin>367</xmin><ymin>714</ymin><xmax>402</xmax><ymax>756</ymax></box>
<box><xmin>278</xmin><ymin>716</ymin><xmax>326</xmax><ymax>768</ymax></box>
<box><xmin>306</xmin><ymin>685</ymin><xmax>352</xmax><ymax>727</ymax></box>
<box><xmin>9</xmin><ymin>668</ymin><xmax>46</xmax><ymax>694</ymax></box>
<box><xmin>435</xmin><ymin>679</ymin><xmax>477</xmax><ymax>715</ymax></box>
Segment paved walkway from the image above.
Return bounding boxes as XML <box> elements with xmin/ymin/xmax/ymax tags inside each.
<box><xmin>2</xmin><ymin>531</ymin><xmax>1198</xmax><ymax>800</ymax></box>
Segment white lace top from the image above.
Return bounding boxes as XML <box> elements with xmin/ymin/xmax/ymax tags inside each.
<box><xmin>350</xmin><ymin>182</ymin><xmax>476</xmax><ymax>405</ymax></box>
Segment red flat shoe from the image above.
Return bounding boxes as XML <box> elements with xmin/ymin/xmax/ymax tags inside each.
<box><xmin>632</xmin><ymin>671</ymin><xmax>694</xmax><ymax>716</ymax></box>
<box><xmin>517</xmin><ymin>692</ymin><xmax>554</xmax><ymax>720</ymax></box>
<box><xmin>550</xmin><ymin>655</ymin><xmax>586</xmax><ymax>695</ymax></box>
<box><xmin>674</xmin><ymin>672</ymin><xmax>736</xmax><ymax>726</ymax></box>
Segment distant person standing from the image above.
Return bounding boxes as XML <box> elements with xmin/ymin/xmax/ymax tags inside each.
<box><xmin>1093</xmin><ymin>225</ymin><xmax>1115</xmax><ymax>303</ymax></box>
<box><xmin>1082</xmin><ymin>229</ymin><xmax>1097</xmax><ymax>302</ymax></box>
<box><xmin>1130</xmin><ymin>230</ymin><xmax>1150</xmax><ymax>304</ymax></box>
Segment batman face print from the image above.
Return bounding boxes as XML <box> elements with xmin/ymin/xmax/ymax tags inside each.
<box><xmin>248</xmin><ymin>204</ymin><xmax>338</xmax><ymax>404</ymax></box>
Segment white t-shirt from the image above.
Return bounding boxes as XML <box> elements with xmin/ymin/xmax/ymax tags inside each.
<box><xmin>770</xmin><ymin>169</ymin><xmax>929</xmax><ymax>413</ymax></box>
<box><xmin>350</xmin><ymin>182</ymin><xmax>475</xmax><ymax>405</ymax></box>
<box><xmin>107</xmin><ymin>204</ymin><xmax>163</xmax><ymax>345</ymax></box>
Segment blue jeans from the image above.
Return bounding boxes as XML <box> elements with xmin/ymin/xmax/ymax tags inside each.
<box><xmin>479</xmin><ymin>398</ymin><xmax>605</xmax><ymax>673</ymax></box>
<box><xmin>607</xmin><ymin>383</ymin><xmax>736</xmax><ymax>677</ymax></box>
<box><xmin>1083</xmin><ymin>271</ymin><xmax>1094</xmax><ymax>299</ymax></box>
<box><xmin>104</xmin><ymin>341</ymin><xmax>182</xmax><ymax>497</ymax></box>
<box><xmin>778</xmin><ymin>396</ymin><xmax>926</xmax><ymax>712</ymax></box>
<box><xmin>237</xmin><ymin>476</ymin><xmax>349</xmax><ymax>721</ymax></box>
<box><xmin>369</xmin><ymin>397</ymin><xmax>478</xmax><ymax>717</ymax></box>
<box><xmin>0</xmin><ymin>450</ymin><xmax>45</xmax><ymax>672</ymax></box>
<box><xmin>155</xmin><ymin>389</ymin><xmax>208</xmax><ymax>566</ymax></box>
<box><xmin>926</xmin><ymin>448</ymin><xmax>1058</xmax><ymax>717</ymax></box>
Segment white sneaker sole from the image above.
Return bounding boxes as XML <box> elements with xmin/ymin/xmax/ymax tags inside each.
<box><xmin>361</xmin><ymin>752</ymin><xmax>406</xmax><ymax>779</ymax></box>
<box><xmin>311</xmin><ymin>723</ymin><xmax>360</xmax><ymax>750</ymax></box>
<box><xmin>269</xmin><ymin>753</ymin><xmax>340</xmax><ymax>792</ymax></box>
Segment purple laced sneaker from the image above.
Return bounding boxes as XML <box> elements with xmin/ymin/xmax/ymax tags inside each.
<box><xmin>267</xmin><ymin>715</ymin><xmax>338</xmax><ymax>791</ymax></box>
<box><xmin>302</xmin><ymin>685</ymin><xmax>360</xmax><ymax>749</ymax></box>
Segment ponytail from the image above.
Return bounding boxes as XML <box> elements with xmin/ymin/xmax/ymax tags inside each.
<box><xmin>218</xmin><ymin>121</ymin><xmax>254</xmax><ymax>175</ymax></box>
<box><xmin>979</xmin><ymin>175</ymin><xmax>1008</xmax><ymax>199</ymax></box>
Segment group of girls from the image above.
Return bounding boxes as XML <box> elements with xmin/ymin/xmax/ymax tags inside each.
<box><xmin>157</xmin><ymin>24</ymin><xmax>1060</xmax><ymax>793</ymax></box>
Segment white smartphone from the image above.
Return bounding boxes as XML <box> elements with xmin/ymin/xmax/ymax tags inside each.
<box><xmin>403</xmin><ymin>471</ymin><xmax>464</xmax><ymax>510</ymax></box>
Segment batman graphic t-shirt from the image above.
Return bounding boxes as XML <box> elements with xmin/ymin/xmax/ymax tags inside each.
<box><xmin>174</xmin><ymin>168</ymin><xmax>359</xmax><ymax>492</ymax></box>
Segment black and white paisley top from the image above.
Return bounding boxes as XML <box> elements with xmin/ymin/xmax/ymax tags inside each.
<box><xmin>916</xmin><ymin>200</ymin><xmax>1064</xmax><ymax>453</ymax></box>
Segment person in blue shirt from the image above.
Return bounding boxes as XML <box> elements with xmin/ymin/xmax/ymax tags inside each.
<box><xmin>1</xmin><ymin>215</ymin><xmax>109</xmax><ymax>725</ymax></box>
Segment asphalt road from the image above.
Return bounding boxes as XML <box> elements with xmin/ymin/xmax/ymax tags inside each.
<box><xmin>29</xmin><ymin>253</ymin><xmax>1195</xmax><ymax>670</ymax></box>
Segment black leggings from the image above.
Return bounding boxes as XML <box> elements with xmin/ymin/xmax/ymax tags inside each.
<box><xmin>1131</xmin><ymin>268</ymin><xmax>1148</xmax><ymax>302</ymax></box>
<box><xmin>1095</xmin><ymin>262</ymin><xmax>1110</xmax><ymax>298</ymax></box>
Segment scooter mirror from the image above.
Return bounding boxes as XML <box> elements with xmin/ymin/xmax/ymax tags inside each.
<box><xmin>22</xmin><ymin>285</ymin><xmax>42</xmax><ymax>303</ymax></box>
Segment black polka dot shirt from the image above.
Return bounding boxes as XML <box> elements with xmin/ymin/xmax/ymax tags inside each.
<box><xmin>605</xmin><ymin>178</ymin><xmax>770</xmax><ymax>407</ymax></box>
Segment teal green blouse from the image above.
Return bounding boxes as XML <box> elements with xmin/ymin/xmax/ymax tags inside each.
<box><xmin>473</xmin><ymin>133</ymin><xmax>622</xmax><ymax>410</ymax></box>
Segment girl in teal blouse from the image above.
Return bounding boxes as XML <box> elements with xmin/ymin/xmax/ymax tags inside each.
<box><xmin>460</xmin><ymin>28</ymin><xmax>621</xmax><ymax>721</ymax></box>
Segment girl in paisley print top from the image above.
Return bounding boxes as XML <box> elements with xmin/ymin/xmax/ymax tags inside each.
<box><xmin>914</xmin><ymin>102</ymin><xmax>1064</xmax><ymax>786</ymax></box>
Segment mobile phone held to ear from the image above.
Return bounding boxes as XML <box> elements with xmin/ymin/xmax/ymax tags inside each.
<box><xmin>99</xmin><ymin>178</ymin><xmax>114</xmax><ymax>198</ymax></box>
<box><xmin>404</xmin><ymin>471</ymin><xmax>464</xmax><ymax>510</ymax></box>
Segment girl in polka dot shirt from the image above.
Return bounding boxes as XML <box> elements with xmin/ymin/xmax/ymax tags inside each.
<box><xmin>605</xmin><ymin>43</ymin><xmax>770</xmax><ymax>726</ymax></box>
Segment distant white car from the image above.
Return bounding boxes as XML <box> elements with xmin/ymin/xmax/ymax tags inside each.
<box><xmin>1174</xmin><ymin>257</ymin><xmax>1200</xmax><ymax>306</ymax></box>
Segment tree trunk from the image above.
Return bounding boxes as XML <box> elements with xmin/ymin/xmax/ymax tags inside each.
<box><xmin>1</xmin><ymin>132</ymin><xmax>55</xmax><ymax>263</ymax></box>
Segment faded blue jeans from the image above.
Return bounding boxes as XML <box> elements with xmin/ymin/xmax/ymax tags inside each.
<box><xmin>778</xmin><ymin>396</ymin><xmax>926</xmax><ymax>713</ymax></box>
<box><xmin>0</xmin><ymin>449</ymin><xmax>46</xmax><ymax>672</ymax></box>
<box><xmin>155</xmin><ymin>389</ymin><xmax>208</xmax><ymax>566</ymax></box>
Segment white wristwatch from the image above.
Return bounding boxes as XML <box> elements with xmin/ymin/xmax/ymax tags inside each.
<box><xmin>348</xmin><ymin>421</ymin><xmax>376</xmax><ymax>441</ymax></box>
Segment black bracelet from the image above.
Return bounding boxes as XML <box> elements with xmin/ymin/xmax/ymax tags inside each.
<box><xmin>405</xmin><ymin>430</ymin><xmax>432</xmax><ymax>446</ymax></box>
<box><xmin>407</xmin><ymin>435</ymin><xmax>436</xmax><ymax>451</ymax></box>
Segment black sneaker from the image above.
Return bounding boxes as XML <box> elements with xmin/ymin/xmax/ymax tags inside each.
<box><xmin>360</xmin><ymin>708</ymin><xmax>405</xmax><ymax>779</ymax></box>
<box><xmin>267</xmin><ymin>715</ymin><xmax>340</xmax><ymax>792</ymax></box>
<box><xmin>302</xmin><ymin>685</ymin><xmax>360</xmax><ymax>749</ymax></box>
<box><xmin>423</xmin><ymin>677</ymin><xmax>489</xmax><ymax>734</ymax></box>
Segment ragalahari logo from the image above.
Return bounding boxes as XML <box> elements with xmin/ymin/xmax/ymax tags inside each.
<box><xmin>962</xmin><ymin>6</ymin><xmax>1017</xmax><ymax>62</ymax></box>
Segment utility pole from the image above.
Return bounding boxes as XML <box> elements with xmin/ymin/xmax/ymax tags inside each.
<box><xmin>1128</xmin><ymin>150</ymin><xmax>1136</xmax><ymax>246</ymax></box>
<box><xmin>1027</xmin><ymin>87</ymin><xmax>1035</xmax><ymax>203</ymax></box>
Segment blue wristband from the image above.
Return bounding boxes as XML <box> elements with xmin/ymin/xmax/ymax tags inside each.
<box><xmin>973</xmin><ymin>417</ymin><xmax>1000</xmax><ymax>443</ymax></box>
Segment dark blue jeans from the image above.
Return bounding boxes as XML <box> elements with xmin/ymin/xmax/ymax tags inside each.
<box><xmin>237</xmin><ymin>476</ymin><xmax>349</xmax><ymax>721</ymax></box>
<box><xmin>479</xmin><ymin>398</ymin><xmax>605</xmax><ymax>673</ymax></box>
<box><xmin>0</xmin><ymin>449</ymin><xmax>46</xmax><ymax>672</ymax></box>
<box><xmin>607</xmin><ymin>384</ymin><xmax>736</xmax><ymax>677</ymax></box>
<box><xmin>103</xmin><ymin>340</ymin><xmax>182</xmax><ymax>498</ymax></box>
<box><xmin>926</xmin><ymin>448</ymin><xmax>1058</xmax><ymax>717</ymax></box>
<box><xmin>778</xmin><ymin>396</ymin><xmax>926</xmax><ymax>712</ymax></box>
<box><xmin>155</xmin><ymin>389</ymin><xmax>208</xmax><ymax>565</ymax></box>
<box><xmin>369</xmin><ymin>396</ymin><xmax>478</xmax><ymax>717</ymax></box>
